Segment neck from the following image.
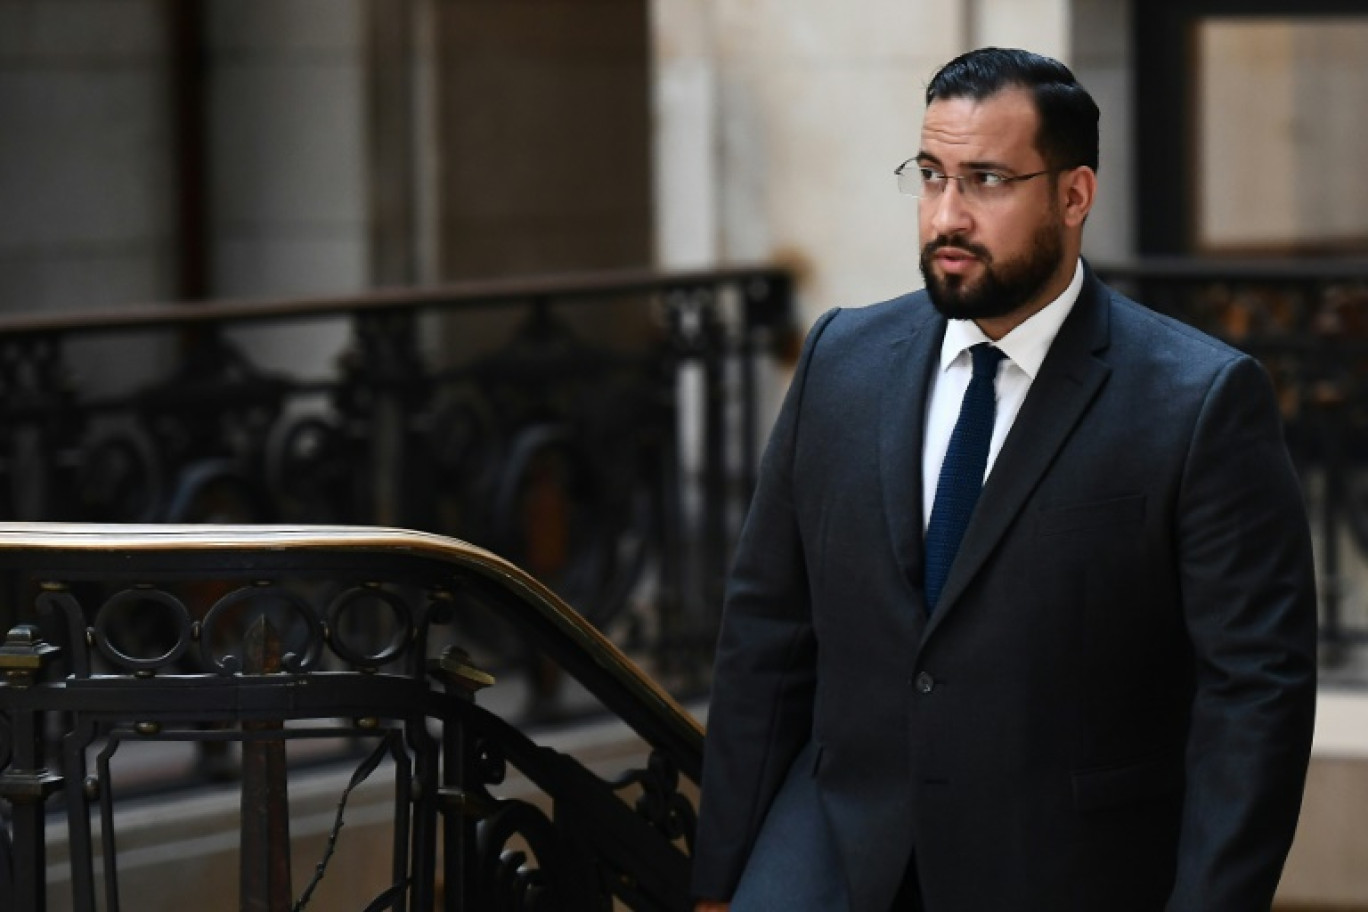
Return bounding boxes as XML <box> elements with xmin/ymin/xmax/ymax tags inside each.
<box><xmin>974</xmin><ymin>254</ymin><xmax>1079</xmax><ymax>341</ymax></box>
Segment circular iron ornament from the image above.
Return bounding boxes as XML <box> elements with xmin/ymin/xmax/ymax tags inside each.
<box><xmin>198</xmin><ymin>584</ymin><xmax>324</xmax><ymax>676</ymax></box>
<box><xmin>92</xmin><ymin>588</ymin><xmax>194</xmax><ymax>672</ymax></box>
<box><xmin>325</xmin><ymin>586</ymin><xmax>414</xmax><ymax>669</ymax></box>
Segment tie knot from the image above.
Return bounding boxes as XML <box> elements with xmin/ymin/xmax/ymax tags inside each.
<box><xmin>970</xmin><ymin>343</ymin><xmax>1005</xmax><ymax>379</ymax></box>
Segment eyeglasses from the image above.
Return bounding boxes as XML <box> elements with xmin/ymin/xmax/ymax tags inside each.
<box><xmin>894</xmin><ymin>160</ymin><xmax>1060</xmax><ymax>203</ymax></box>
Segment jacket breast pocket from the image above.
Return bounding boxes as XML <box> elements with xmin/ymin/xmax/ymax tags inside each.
<box><xmin>1036</xmin><ymin>494</ymin><xmax>1146</xmax><ymax>537</ymax></box>
<box><xmin>1071</xmin><ymin>750</ymin><xmax>1184</xmax><ymax>812</ymax></box>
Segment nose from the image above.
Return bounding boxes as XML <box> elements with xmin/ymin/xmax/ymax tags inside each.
<box><xmin>926</xmin><ymin>179</ymin><xmax>973</xmax><ymax>238</ymax></box>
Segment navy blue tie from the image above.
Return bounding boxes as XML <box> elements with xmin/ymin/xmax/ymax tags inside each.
<box><xmin>924</xmin><ymin>343</ymin><xmax>1006</xmax><ymax>611</ymax></box>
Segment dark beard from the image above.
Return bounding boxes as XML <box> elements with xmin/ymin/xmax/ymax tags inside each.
<box><xmin>920</xmin><ymin>220</ymin><xmax>1065</xmax><ymax>322</ymax></box>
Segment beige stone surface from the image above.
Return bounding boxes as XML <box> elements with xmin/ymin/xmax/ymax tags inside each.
<box><xmin>1197</xmin><ymin>20</ymin><xmax>1368</xmax><ymax>253</ymax></box>
<box><xmin>716</xmin><ymin>60</ymin><xmax>931</xmax><ymax>316</ymax></box>
<box><xmin>974</xmin><ymin>0</ymin><xmax>1069</xmax><ymax>59</ymax></box>
<box><xmin>1273</xmin><ymin>691</ymin><xmax>1368</xmax><ymax>907</ymax></box>
<box><xmin>0</xmin><ymin>0</ymin><xmax>164</xmax><ymax>62</ymax></box>
<box><xmin>710</xmin><ymin>0</ymin><xmax>962</xmax><ymax>64</ymax></box>
<box><xmin>1280</xmin><ymin>755</ymin><xmax>1368</xmax><ymax>906</ymax></box>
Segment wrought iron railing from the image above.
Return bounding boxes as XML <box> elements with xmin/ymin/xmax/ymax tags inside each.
<box><xmin>0</xmin><ymin>267</ymin><xmax>796</xmax><ymax>709</ymax></box>
<box><xmin>1095</xmin><ymin>258</ymin><xmax>1368</xmax><ymax>662</ymax></box>
<box><xmin>0</xmin><ymin>523</ymin><xmax>703</xmax><ymax>911</ymax></box>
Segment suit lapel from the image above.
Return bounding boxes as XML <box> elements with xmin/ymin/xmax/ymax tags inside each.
<box><xmin>878</xmin><ymin>299</ymin><xmax>944</xmax><ymax>610</ymax></box>
<box><xmin>923</xmin><ymin>270</ymin><xmax>1113</xmax><ymax>637</ymax></box>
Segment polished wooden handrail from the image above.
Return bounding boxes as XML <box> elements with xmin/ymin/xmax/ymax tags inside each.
<box><xmin>0</xmin><ymin>263</ymin><xmax>794</xmax><ymax>726</ymax></box>
<box><xmin>0</xmin><ymin>522</ymin><xmax>704</xmax><ymax>771</ymax></box>
<box><xmin>0</xmin><ymin>522</ymin><xmax>705</xmax><ymax>910</ymax></box>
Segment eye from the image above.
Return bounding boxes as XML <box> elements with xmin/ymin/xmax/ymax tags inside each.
<box><xmin>972</xmin><ymin>171</ymin><xmax>1008</xmax><ymax>188</ymax></box>
<box><xmin>918</xmin><ymin>167</ymin><xmax>945</xmax><ymax>183</ymax></box>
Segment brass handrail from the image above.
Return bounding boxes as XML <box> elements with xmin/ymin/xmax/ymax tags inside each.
<box><xmin>0</xmin><ymin>521</ymin><xmax>704</xmax><ymax>771</ymax></box>
<box><xmin>0</xmin><ymin>522</ymin><xmax>707</xmax><ymax>910</ymax></box>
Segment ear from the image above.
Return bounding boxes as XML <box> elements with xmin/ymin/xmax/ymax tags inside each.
<box><xmin>1058</xmin><ymin>166</ymin><xmax>1097</xmax><ymax>228</ymax></box>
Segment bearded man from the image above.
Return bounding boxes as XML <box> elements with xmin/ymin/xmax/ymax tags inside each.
<box><xmin>691</xmin><ymin>47</ymin><xmax>1317</xmax><ymax>912</ymax></box>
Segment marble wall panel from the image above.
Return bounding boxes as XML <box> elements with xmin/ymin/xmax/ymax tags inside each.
<box><xmin>0</xmin><ymin>0</ymin><xmax>175</xmax><ymax>317</ymax></box>
<box><xmin>652</xmin><ymin>0</ymin><xmax>713</xmax><ymax>60</ymax></box>
<box><xmin>651</xmin><ymin>0</ymin><xmax>718</xmax><ymax>267</ymax></box>
<box><xmin>0</xmin><ymin>68</ymin><xmax>174</xmax><ymax>249</ymax></box>
<box><xmin>710</xmin><ymin>0</ymin><xmax>963</xmax><ymax>65</ymax></box>
<box><xmin>205</xmin><ymin>0</ymin><xmax>370</xmax><ymax>298</ymax></box>
<box><xmin>973</xmin><ymin>0</ymin><xmax>1069</xmax><ymax>59</ymax></box>
<box><xmin>212</xmin><ymin>235</ymin><xmax>367</xmax><ymax>300</ymax></box>
<box><xmin>1070</xmin><ymin>0</ymin><xmax>1132</xmax><ymax>265</ymax></box>
<box><xmin>1194</xmin><ymin>20</ymin><xmax>1368</xmax><ymax>251</ymax></box>
<box><xmin>1074</xmin><ymin>63</ymin><xmax>1133</xmax><ymax>264</ymax></box>
<box><xmin>649</xmin><ymin>0</ymin><xmax>968</xmax><ymax>457</ymax></box>
<box><xmin>0</xmin><ymin>0</ymin><xmax>163</xmax><ymax>63</ymax></box>
<box><xmin>1069</xmin><ymin>0</ymin><xmax>1129</xmax><ymax>64</ymax></box>
<box><xmin>653</xmin><ymin>56</ymin><xmax>719</xmax><ymax>268</ymax></box>
<box><xmin>206</xmin><ymin>0</ymin><xmax>364</xmax><ymax>54</ymax></box>
<box><xmin>716</xmin><ymin>60</ymin><xmax>932</xmax><ymax>318</ymax></box>
<box><xmin>208</xmin><ymin>62</ymin><xmax>367</xmax><ymax>227</ymax></box>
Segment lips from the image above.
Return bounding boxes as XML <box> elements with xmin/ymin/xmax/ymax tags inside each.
<box><xmin>932</xmin><ymin>248</ymin><xmax>981</xmax><ymax>274</ymax></box>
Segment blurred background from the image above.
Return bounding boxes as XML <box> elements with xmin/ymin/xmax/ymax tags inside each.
<box><xmin>3</xmin><ymin>0</ymin><xmax>1368</xmax><ymax>908</ymax></box>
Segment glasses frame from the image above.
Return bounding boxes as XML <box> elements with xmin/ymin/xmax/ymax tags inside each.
<box><xmin>894</xmin><ymin>160</ymin><xmax>1065</xmax><ymax>202</ymax></box>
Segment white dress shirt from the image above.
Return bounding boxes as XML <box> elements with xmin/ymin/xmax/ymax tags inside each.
<box><xmin>921</xmin><ymin>259</ymin><xmax>1085</xmax><ymax>530</ymax></box>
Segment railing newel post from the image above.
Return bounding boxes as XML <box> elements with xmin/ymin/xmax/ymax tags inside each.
<box><xmin>0</xmin><ymin>623</ymin><xmax>63</xmax><ymax>912</ymax></box>
<box><xmin>430</xmin><ymin>645</ymin><xmax>495</xmax><ymax>911</ymax></box>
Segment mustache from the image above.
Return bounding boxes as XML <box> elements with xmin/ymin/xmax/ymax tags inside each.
<box><xmin>922</xmin><ymin>236</ymin><xmax>992</xmax><ymax>262</ymax></box>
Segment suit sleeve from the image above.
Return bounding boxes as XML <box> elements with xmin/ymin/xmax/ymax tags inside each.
<box><xmin>1167</xmin><ymin>354</ymin><xmax>1318</xmax><ymax>910</ymax></box>
<box><xmin>690</xmin><ymin>309</ymin><xmax>840</xmax><ymax>901</ymax></box>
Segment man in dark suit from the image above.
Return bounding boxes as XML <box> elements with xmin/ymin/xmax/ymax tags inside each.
<box><xmin>691</xmin><ymin>47</ymin><xmax>1318</xmax><ymax>912</ymax></box>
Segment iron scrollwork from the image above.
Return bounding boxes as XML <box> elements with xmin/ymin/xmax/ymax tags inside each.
<box><xmin>614</xmin><ymin>750</ymin><xmax>696</xmax><ymax>853</ymax></box>
<box><xmin>0</xmin><ymin>269</ymin><xmax>795</xmax><ymax>715</ymax></box>
<box><xmin>449</xmin><ymin>701</ymin><xmax>696</xmax><ymax>912</ymax></box>
<box><xmin>0</xmin><ymin>525</ymin><xmax>706</xmax><ymax>911</ymax></box>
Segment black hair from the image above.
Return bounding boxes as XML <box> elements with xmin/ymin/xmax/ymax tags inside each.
<box><xmin>925</xmin><ymin>47</ymin><xmax>1099</xmax><ymax>173</ymax></box>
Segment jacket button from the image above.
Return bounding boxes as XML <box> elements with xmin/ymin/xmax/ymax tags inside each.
<box><xmin>914</xmin><ymin>671</ymin><xmax>935</xmax><ymax>694</ymax></box>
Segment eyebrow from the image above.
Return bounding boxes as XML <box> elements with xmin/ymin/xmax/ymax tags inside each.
<box><xmin>914</xmin><ymin>152</ymin><xmax>1018</xmax><ymax>173</ymax></box>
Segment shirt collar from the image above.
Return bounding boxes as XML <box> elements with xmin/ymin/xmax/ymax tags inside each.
<box><xmin>937</xmin><ymin>258</ymin><xmax>1085</xmax><ymax>379</ymax></box>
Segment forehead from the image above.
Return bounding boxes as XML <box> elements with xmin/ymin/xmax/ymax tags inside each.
<box><xmin>919</xmin><ymin>88</ymin><xmax>1041</xmax><ymax>166</ymax></box>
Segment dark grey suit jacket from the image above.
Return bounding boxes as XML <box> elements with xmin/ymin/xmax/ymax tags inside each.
<box><xmin>692</xmin><ymin>267</ymin><xmax>1318</xmax><ymax>912</ymax></box>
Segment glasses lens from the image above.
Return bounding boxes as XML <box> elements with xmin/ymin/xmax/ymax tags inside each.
<box><xmin>896</xmin><ymin>167</ymin><xmax>920</xmax><ymax>196</ymax></box>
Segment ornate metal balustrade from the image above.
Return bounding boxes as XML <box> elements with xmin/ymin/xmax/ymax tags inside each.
<box><xmin>0</xmin><ymin>267</ymin><xmax>795</xmax><ymax>710</ymax></box>
<box><xmin>0</xmin><ymin>523</ymin><xmax>703</xmax><ymax>911</ymax></box>
<box><xmin>1095</xmin><ymin>258</ymin><xmax>1368</xmax><ymax>661</ymax></box>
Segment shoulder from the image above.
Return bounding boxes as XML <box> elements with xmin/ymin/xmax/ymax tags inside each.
<box><xmin>1097</xmin><ymin>280</ymin><xmax>1249</xmax><ymax>376</ymax></box>
<box><xmin>806</xmin><ymin>289</ymin><xmax>939</xmax><ymax>351</ymax></box>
